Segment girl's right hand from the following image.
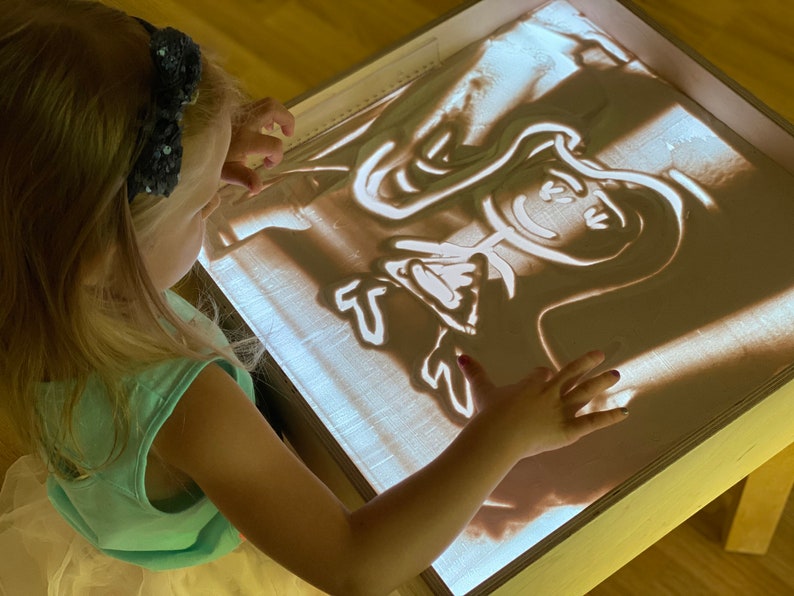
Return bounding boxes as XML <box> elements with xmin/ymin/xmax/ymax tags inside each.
<box><xmin>458</xmin><ymin>350</ymin><xmax>627</xmax><ymax>461</ymax></box>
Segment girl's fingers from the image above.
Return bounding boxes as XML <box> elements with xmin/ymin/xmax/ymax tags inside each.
<box><xmin>228</xmin><ymin>129</ymin><xmax>284</xmax><ymax>166</ymax></box>
<box><xmin>222</xmin><ymin>131</ymin><xmax>285</xmax><ymax>193</ymax></box>
<box><xmin>457</xmin><ymin>354</ymin><xmax>495</xmax><ymax>394</ymax></box>
<box><xmin>240</xmin><ymin>98</ymin><xmax>295</xmax><ymax>137</ymax></box>
<box><xmin>554</xmin><ymin>350</ymin><xmax>605</xmax><ymax>394</ymax></box>
<box><xmin>221</xmin><ymin>161</ymin><xmax>262</xmax><ymax>194</ymax></box>
<box><xmin>562</xmin><ymin>369</ymin><xmax>620</xmax><ymax>408</ymax></box>
<box><xmin>568</xmin><ymin>407</ymin><xmax>629</xmax><ymax>437</ymax></box>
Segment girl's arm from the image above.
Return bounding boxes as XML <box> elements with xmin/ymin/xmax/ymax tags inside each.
<box><xmin>154</xmin><ymin>352</ymin><xmax>626</xmax><ymax>596</ymax></box>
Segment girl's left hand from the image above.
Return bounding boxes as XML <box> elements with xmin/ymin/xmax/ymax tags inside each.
<box><xmin>221</xmin><ymin>98</ymin><xmax>295</xmax><ymax>195</ymax></box>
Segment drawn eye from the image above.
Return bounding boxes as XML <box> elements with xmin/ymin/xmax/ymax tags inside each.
<box><xmin>539</xmin><ymin>180</ymin><xmax>574</xmax><ymax>204</ymax></box>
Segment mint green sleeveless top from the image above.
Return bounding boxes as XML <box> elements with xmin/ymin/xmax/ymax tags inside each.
<box><xmin>43</xmin><ymin>292</ymin><xmax>255</xmax><ymax>570</ymax></box>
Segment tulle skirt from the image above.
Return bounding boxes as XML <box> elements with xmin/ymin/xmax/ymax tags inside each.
<box><xmin>0</xmin><ymin>456</ymin><xmax>326</xmax><ymax>595</ymax></box>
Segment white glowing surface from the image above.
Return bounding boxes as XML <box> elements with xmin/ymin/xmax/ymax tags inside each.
<box><xmin>201</xmin><ymin>1</ymin><xmax>794</xmax><ymax>592</ymax></box>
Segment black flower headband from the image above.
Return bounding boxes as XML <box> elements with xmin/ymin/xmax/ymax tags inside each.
<box><xmin>126</xmin><ymin>19</ymin><xmax>202</xmax><ymax>201</ymax></box>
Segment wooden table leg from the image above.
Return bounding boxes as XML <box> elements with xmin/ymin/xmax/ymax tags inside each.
<box><xmin>722</xmin><ymin>441</ymin><xmax>794</xmax><ymax>554</ymax></box>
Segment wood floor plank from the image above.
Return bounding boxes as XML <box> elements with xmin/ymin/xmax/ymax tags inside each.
<box><xmin>106</xmin><ymin>0</ymin><xmax>464</xmax><ymax>100</ymax></box>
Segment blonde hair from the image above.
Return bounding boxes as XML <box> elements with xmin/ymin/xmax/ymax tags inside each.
<box><xmin>0</xmin><ymin>0</ymin><xmax>245</xmax><ymax>478</ymax></box>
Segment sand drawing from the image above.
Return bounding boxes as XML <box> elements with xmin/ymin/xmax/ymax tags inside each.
<box><xmin>201</xmin><ymin>2</ymin><xmax>794</xmax><ymax>592</ymax></box>
<box><xmin>206</xmin><ymin>2</ymin><xmax>710</xmax><ymax>421</ymax></box>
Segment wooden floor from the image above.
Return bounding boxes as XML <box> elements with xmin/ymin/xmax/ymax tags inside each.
<box><xmin>2</xmin><ymin>0</ymin><xmax>793</xmax><ymax>594</ymax></box>
<box><xmin>100</xmin><ymin>0</ymin><xmax>794</xmax><ymax>124</ymax></box>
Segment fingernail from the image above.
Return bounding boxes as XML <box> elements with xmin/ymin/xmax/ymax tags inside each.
<box><xmin>457</xmin><ymin>355</ymin><xmax>470</xmax><ymax>367</ymax></box>
<box><xmin>611</xmin><ymin>370</ymin><xmax>620</xmax><ymax>379</ymax></box>
<box><xmin>620</xmin><ymin>407</ymin><xmax>629</xmax><ymax>415</ymax></box>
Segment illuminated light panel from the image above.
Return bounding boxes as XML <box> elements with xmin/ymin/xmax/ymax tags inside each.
<box><xmin>201</xmin><ymin>1</ymin><xmax>794</xmax><ymax>593</ymax></box>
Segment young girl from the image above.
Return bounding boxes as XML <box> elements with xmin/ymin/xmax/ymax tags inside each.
<box><xmin>0</xmin><ymin>1</ymin><xmax>628</xmax><ymax>594</ymax></box>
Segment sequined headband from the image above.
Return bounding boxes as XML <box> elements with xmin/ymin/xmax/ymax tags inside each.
<box><xmin>126</xmin><ymin>19</ymin><xmax>202</xmax><ymax>201</ymax></box>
